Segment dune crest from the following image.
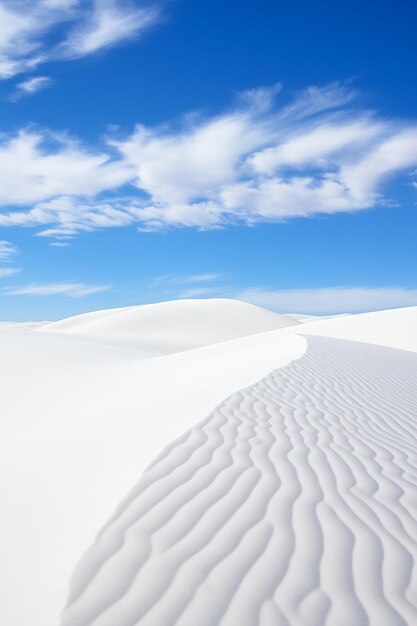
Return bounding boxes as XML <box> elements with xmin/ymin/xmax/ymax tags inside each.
<box><xmin>42</xmin><ymin>299</ymin><xmax>299</xmax><ymax>354</ymax></box>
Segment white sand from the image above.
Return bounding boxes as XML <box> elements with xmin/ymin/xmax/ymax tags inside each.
<box><xmin>0</xmin><ymin>301</ymin><xmax>304</xmax><ymax>626</ymax></box>
<box><xmin>42</xmin><ymin>298</ymin><xmax>299</xmax><ymax>353</ymax></box>
<box><xmin>0</xmin><ymin>300</ymin><xmax>416</xmax><ymax>626</ymax></box>
<box><xmin>63</xmin><ymin>337</ymin><xmax>417</xmax><ymax>626</ymax></box>
<box><xmin>300</xmin><ymin>305</ymin><xmax>417</xmax><ymax>352</ymax></box>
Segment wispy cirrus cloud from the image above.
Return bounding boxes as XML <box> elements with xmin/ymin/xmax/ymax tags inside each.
<box><xmin>0</xmin><ymin>240</ymin><xmax>18</xmax><ymax>261</ymax></box>
<box><xmin>0</xmin><ymin>0</ymin><xmax>160</xmax><ymax>79</ymax></box>
<box><xmin>0</xmin><ymin>267</ymin><xmax>21</xmax><ymax>278</ymax></box>
<box><xmin>11</xmin><ymin>75</ymin><xmax>52</xmax><ymax>100</ymax></box>
<box><xmin>22</xmin><ymin>196</ymin><xmax>140</xmax><ymax>239</ymax></box>
<box><xmin>0</xmin><ymin>240</ymin><xmax>20</xmax><ymax>278</ymax></box>
<box><xmin>149</xmin><ymin>272</ymin><xmax>222</xmax><ymax>287</ymax></box>
<box><xmin>5</xmin><ymin>281</ymin><xmax>111</xmax><ymax>297</ymax></box>
<box><xmin>175</xmin><ymin>286</ymin><xmax>222</xmax><ymax>298</ymax></box>
<box><xmin>49</xmin><ymin>241</ymin><xmax>71</xmax><ymax>247</ymax></box>
<box><xmin>180</xmin><ymin>272</ymin><xmax>222</xmax><ymax>283</ymax></box>
<box><xmin>60</xmin><ymin>0</ymin><xmax>160</xmax><ymax>59</ymax></box>
<box><xmin>0</xmin><ymin>83</ymin><xmax>417</xmax><ymax>237</ymax></box>
<box><xmin>149</xmin><ymin>272</ymin><xmax>225</xmax><ymax>298</ymax></box>
<box><xmin>238</xmin><ymin>286</ymin><xmax>417</xmax><ymax>314</ymax></box>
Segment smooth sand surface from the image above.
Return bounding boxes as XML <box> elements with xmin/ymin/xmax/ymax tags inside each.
<box><xmin>300</xmin><ymin>305</ymin><xmax>417</xmax><ymax>352</ymax></box>
<box><xmin>42</xmin><ymin>299</ymin><xmax>299</xmax><ymax>353</ymax></box>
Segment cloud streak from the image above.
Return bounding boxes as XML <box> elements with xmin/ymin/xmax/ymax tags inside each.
<box><xmin>11</xmin><ymin>75</ymin><xmax>52</xmax><ymax>100</ymax></box>
<box><xmin>238</xmin><ymin>286</ymin><xmax>417</xmax><ymax>314</ymax></box>
<box><xmin>5</xmin><ymin>282</ymin><xmax>111</xmax><ymax>297</ymax></box>
<box><xmin>0</xmin><ymin>0</ymin><xmax>160</xmax><ymax>79</ymax></box>
<box><xmin>0</xmin><ymin>267</ymin><xmax>20</xmax><ymax>278</ymax></box>
<box><xmin>0</xmin><ymin>240</ymin><xmax>18</xmax><ymax>260</ymax></box>
<box><xmin>150</xmin><ymin>272</ymin><xmax>222</xmax><ymax>287</ymax></box>
<box><xmin>61</xmin><ymin>0</ymin><xmax>160</xmax><ymax>59</ymax></box>
<box><xmin>175</xmin><ymin>286</ymin><xmax>221</xmax><ymax>298</ymax></box>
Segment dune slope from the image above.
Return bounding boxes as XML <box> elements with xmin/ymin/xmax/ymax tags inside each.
<box><xmin>42</xmin><ymin>299</ymin><xmax>299</xmax><ymax>353</ymax></box>
<box><xmin>2</xmin><ymin>301</ymin><xmax>417</xmax><ymax>626</ymax></box>
<box><xmin>0</xmin><ymin>317</ymin><xmax>305</xmax><ymax>626</ymax></box>
<box><xmin>63</xmin><ymin>336</ymin><xmax>417</xmax><ymax>626</ymax></box>
<box><xmin>301</xmin><ymin>305</ymin><xmax>417</xmax><ymax>352</ymax></box>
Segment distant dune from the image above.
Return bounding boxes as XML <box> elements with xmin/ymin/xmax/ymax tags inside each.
<box><xmin>0</xmin><ymin>299</ymin><xmax>416</xmax><ymax>626</ymax></box>
<box><xmin>42</xmin><ymin>298</ymin><xmax>299</xmax><ymax>353</ymax></box>
<box><xmin>302</xmin><ymin>305</ymin><xmax>417</xmax><ymax>352</ymax></box>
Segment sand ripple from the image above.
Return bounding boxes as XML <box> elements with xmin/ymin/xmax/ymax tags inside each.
<box><xmin>62</xmin><ymin>337</ymin><xmax>417</xmax><ymax>626</ymax></box>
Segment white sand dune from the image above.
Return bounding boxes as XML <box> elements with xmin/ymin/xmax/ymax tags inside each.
<box><xmin>284</xmin><ymin>313</ymin><xmax>351</xmax><ymax>324</ymax></box>
<box><xmin>0</xmin><ymin>320</ymin><xmax>49</xmax><ymax>329</ymax></box>
<box><xmin>0</xmin><ymin>307</ymin><xmax>304</xmax><ymax>626</ymax></box>
<box><xmin>42</xmin><ymin>299</ymin><xmax>299</xmax><ymax>353</ymax></box>
<box><xmin>0</xmin><ymin>300</ymin><xmax>416</xmax><ymax>626</ymax></box>
<box><xmin>302</xmin><ymin>305</ymin><xmax>417</xmax><ymax>352</ymax></box>
<box><xmin>62</xmin><ymin>336</ymin><xmax>417</xmax><ymax>626</ymax></box>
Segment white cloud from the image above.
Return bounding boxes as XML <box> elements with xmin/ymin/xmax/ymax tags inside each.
<box><xmin>238</xmin><ymin>286</ymin><xmax>417</xmax><ymax>314</ymax></box>
<box><xmin>61</xmin><ymin>0</ymin><xmax>159</xmax><ymax>58</ymax></box>
<box><xmin>0</xmin><ymin>0</ymin><xmax>160</xmax><ymax>79</ymax></box>
<box><xmin>0</xmin><ymin>267</ymin><xmax>21</xmax><ymax>278</ymax></box>
<box><xmin>5</xmin><ymin>281</ymin><xmax>111</xmax><ymax>297</ymax></box>
<box><xmin>247</xmin><ymin>120</ymin><xmax>384</xmax><ymax>174</ymax></box>
<box><xmin>0</xmin><ymin>240</ymin><xmax>21</xmax><ymax>278</ymax></box>
<box><xmin>339</xmin><ymin>128</ymin><xmax>417</xmax><ymax>203</ymax></box>
<box><xmin>118</xmin><ymin>112</ymin><xmax>265</xmax><ymax>206</ymax></box>
<box><xmin>182</xmin><ymin>273</ymin><xmax>222</xmax><ymax>283</ymax></box>
<box><xmin>176</xmin><ymin>286</ymin><xmax>220</xmax><ymax>298</ymax></box>
<box><xmin>0</xmin><ymin>132</ymin><xmax>133</xmax><ymax>206</ymax></box>
<box><xmin>150</xmin><ymin>272</ymin><xmax>222</xmax><ymax>287</ymax></box>
<box><xmin>148</xmin><ymin>272</ymin><xmax>225</xmax><ymax>299</ymax></box>
<box><xmin>113</xmin><ymin>83</ymin><xmax>417</xmax><ymax>230</ymax></box>
<box><xmin>12</xmin><ymin>75</ymin><xmax>52</xmax><ymax>99</ymax></box>
<box><xmin>0</xmin><ymin>240</ymin><xmax>18</xmax><ymax>260</ymax></box>
<box><xmin>135</xmin><ymin>201</ymin><xmax>224</xmax><ymax>231</ymax></box>
<box><xmin>1</xmin><ymin>83</ymin><xmax>417</xmax><ymax>237</ymax></box>
<box><xmin>31</xmin><ymin>196</ymin><xmax>142</xmax><ymax>238</ymax></box>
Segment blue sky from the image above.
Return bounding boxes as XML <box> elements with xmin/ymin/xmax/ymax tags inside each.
<box><xmin>0</xmin><ymin>0</ymin><xmax>416</xmax><ymax>320</ymax></box>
